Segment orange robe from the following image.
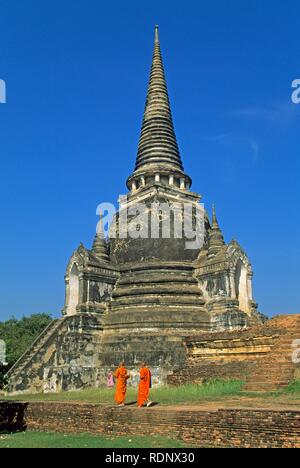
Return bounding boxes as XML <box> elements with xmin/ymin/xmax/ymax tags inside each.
<box><xmin>114</xmin><ymin>366</ymin><xmax>129</xmax><ymax>404</ymax></box>
<box><xmin>138</xmin><ymin>367</ymin><xmax>151</xmax><ymax>407</ymax></box>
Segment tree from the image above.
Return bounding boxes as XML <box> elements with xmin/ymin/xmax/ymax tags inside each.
<box><xmin>0</xmin><ymin>314</ymin><xmax>53</xmax><ymax>369</ymax></box>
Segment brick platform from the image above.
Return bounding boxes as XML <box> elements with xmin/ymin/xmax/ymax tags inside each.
<box><xmin>168</xmin><ymin>315</ymin><xmax>300</xmax><ymax>391</ymax></box>
<box><xmin>1</xmin><ymin>401</ymin><xmax>300</xmax><ymax>448</ymax></box>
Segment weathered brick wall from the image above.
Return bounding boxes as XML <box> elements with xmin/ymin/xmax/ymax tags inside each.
<box><xmin>167</xmin><ymin>323</ymin><xmax>279</xmax><ymax>385</ymax></box>
<box><xmin>1</xmin><ymin>401</ymin><xmax>299</xmax><ymax>448</ymax></box>
<box><xmin>168</xmin><ymin>361</ymin><xmax>256</xmax><ymax>386</ymax></box>
<box><xmin>168</xmin><ymin>315</ymin><xmax>300</xmax><ymax>391</ymax></box>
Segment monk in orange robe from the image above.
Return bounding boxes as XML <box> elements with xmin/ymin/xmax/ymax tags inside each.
<box><xmin>114</xmin><ymin>362</ymin><xmax>130</xmax><ymax>406</ymax></box>
<box><xmin>137</xmin><ymin>362</ymin><xmax>152</xmax><ymax>408</ymax></box>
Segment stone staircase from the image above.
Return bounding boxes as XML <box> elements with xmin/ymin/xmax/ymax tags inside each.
<box><xmin>7</xmin><ymin>314</ymin><xmax>105</xmax><ymax>394</ymax></box>
<box><xmin>243</xmin><ymin>315</ymin><xmax>300</xmax><ymax>391</ymax></box>
<box><xmin>6</xmin><ymin>318</ymin><xmax>65</xmax><ymax>382</ymax></box>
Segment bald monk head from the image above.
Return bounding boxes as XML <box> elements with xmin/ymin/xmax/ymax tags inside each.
<box><xmin>119</xmin><ymin>361</ymin><xmax>125</xmax><ymax>367</ymax></box>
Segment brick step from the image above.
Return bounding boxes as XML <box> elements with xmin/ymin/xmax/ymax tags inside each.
<box><xmin>111</xmin><ymin>284</ymin><xmax>203</xmax><ymax>297</ymax></box>
<box><xmin>244</xmin><ymin>380</ymin><xmax>289</xmax><ymax>390</ymax></box>
<box><xmin>244</xmin><ymin>377</ymin><xmax>293</xmax><ymax>390</ymax></box>
<box><xmin>244</xmin><ymin>379</ymin><xmax>291</xmax><ymax>386</ymax></box>
<box><xmin>247</xmin><ymin>368</ymin><xmax>293</xmax><ymax>375</ymax></box>
<box><xmin>249</xmin><ymin>375</ymin><xmax>293</xmax><ymax>379</ymax></box>
<box><xmin>110</xmin><ymin>294</ymin><xmax>205</xmax><ymax>306</ymax></box>
<box><xmin>246</xmin><ymin>374</ymin><xmax>291</xmax><ymax>384</ymax></box>
<box><xmin>253</xmin><ymin>360</ymin><xmax>292</xmax><ymax>364</ymax></box>
<box><xmin>249</xmin><ymin>374</ymin><xmax>293</xmax><ymax>379</ymax></box>
<box><xmin>251</xmin><ymin>366</ymin><xmax>292</xmax><ymax>370</ymax></box>
<box><xmin>246</xmin><ymin>374</ymin><xmax>292</xmax><ymax>385</ymax></box>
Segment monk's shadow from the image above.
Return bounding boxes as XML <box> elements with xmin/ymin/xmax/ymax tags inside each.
<box><xmin>125</xmin><ymin>401</ymin><xmax>160</xmax><ymax>407</ymax></box>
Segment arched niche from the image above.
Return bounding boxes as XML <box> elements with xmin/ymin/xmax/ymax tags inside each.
<box><xmin>234</xmin><ymin>259</ymin><xmax>249</xmax><ymax>314</ymax></box>
<box><xmin>67</xmin><ymin>263</ymin><xmax>79</xmax><ymax>316</ymax></box>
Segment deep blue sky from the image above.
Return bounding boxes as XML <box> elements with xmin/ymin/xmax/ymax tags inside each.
<box><xmin>0</xmin><ymin>0</ymin><xmax>299</xmax><ymax>320</ymax></box>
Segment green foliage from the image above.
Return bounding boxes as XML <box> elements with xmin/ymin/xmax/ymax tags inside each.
<box><xmin>0</xmin><ymin>314</ymin><xmax>53</xmax><ymax>368</ymax></box>
<box><xmin>0</xmin><ymin>432</ymin><xmax>189</xmax><ymax>449</ymax></box>
<box><xmin>282</xmin><ymin>380</ymin><xmax>300</xmax><ymax>394</ymax></box>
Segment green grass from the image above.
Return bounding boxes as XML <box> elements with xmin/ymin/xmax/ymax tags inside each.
<box><xmin>252</xmin><ymin>380</ymin><xmax>300</xmax><ymax>400</ymax></box>
<box><xmin>2</xmin><ymin>380</ymin><xmax>244</xmax><ymax>405</ymax></box>
<box><xmin>0</xmin><ymin>432</ymin><xmax>189</xmax><ymax>448</ymax></box>
<box><xmin>3</xmin><ymin>379</ymin><xmax>300</xmax><ymax>407</ymax></box>
<box><xmin>279</xmin><ymin>380</ymin><xmax>300</xmax><ymax>395</ymax></box>
<box><xmin>98</xmin><ymin>379</ymin><xmax>244</xmax><ymax>406</ymax></box>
